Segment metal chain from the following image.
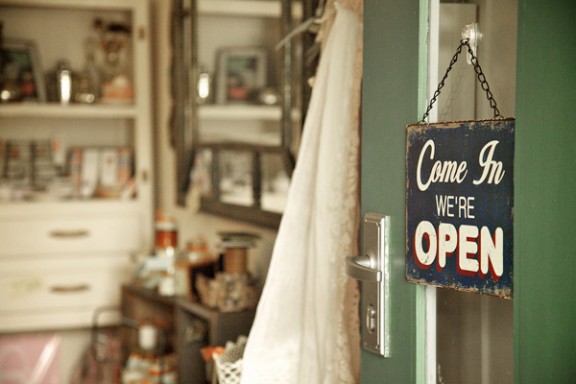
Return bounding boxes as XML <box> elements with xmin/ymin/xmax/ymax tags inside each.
<box><xmin>419</xmin><ymin>39</ymin><xmax>503</xmax><ymax>124</ymax></box>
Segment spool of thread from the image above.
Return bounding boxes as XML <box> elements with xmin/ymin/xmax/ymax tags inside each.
<box><xmin>223</xmin><ymin>247</ymin><xmax>248</xmax><ymax>274</ymax></box>
<box><xmin>155</xmin><ymin>218</ymin><xmax>178</xmax><ymax>251</ymax></box>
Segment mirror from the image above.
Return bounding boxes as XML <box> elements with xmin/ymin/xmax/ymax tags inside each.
<box><xmin>171</xmin><ymin>0</ymin><xmax>317</xmax><ymax>228</ymax></box>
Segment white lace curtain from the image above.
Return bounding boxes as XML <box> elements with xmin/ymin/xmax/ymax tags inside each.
<box><xmin>240</xmin><ymin>2</ymin><xmax>363</xmax><ymax>383</ymax></box>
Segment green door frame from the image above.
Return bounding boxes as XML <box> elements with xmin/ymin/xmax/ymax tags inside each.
<box><xmin>361</xmin><ymin>0</ymin><xmax>576</xmax><ymax>383</ymax></box>
<box><xmin>361</xmin><ymin>0</ymin><xmax>426</xmax><ymax>382</ymax></box>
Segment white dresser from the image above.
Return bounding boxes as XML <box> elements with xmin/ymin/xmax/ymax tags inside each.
<box><xmin>0</xmin><ymin>0</ymin><xmax>153</xmax><ymax>332</ymax></box>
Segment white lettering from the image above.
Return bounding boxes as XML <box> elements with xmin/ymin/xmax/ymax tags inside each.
<box><xmin>458</xmin><ymin>196</ymin><xmax>475</xmax><ymax>219</ymax></box>
<box><xmin>480</xmin><ymin>227</ymin><xmax>504</xmax><ymax>279</ymax></box>
<box><xmin>473</xmin><ymin>140</ymin><xmax>505</xmax><ymax>185</ymax></box>
<box><xmin>438</xmin><ymin>223</ymin><xmax>457</xmax><ymax>270</ymax></box>
<box><xmin>417</xmin><ymin>140</ymin><xmax>468</xmax><ymax>191</ymax></box>
<box><xmin>458</xmin><ymin>225</ymin><xmax>479</xmax><ymax>275</ymax></box>
<box><xmin>436</xmin><ymin>195</ymin><xmax>475</xmax><ymax>218</ymax></box>
<box><xmin>416</xmin><ymin>140</ymin><xmax>435</xmax><ymax>191</ymax></box>
<box><xmin>414</xmin><ymin>221</ymin><xmax>437</xmax><ymax>267</ymax></box>
<box><xmin>435</xmin><ymin>195</ymin><xmax>455</xmax><ymax>217</ymax></box>
<box><xmin>412</xmin><ymin>222</ymin><xmax>504</xmax><ymax>281</ymax></box>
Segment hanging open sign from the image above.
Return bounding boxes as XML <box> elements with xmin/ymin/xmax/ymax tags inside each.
<box><xmin>405</xmin><ymin>119</ymin><xmax>515</xmax><ymax>298</ymax></box>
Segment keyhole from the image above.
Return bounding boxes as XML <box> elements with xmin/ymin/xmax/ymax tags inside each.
<box><xmin>366</xmin><ymin>304</ymin><xmax>377</xmax><ymax>333</ymax></box>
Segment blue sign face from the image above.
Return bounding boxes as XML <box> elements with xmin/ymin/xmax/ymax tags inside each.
<box><xmin>405</xmin><ymin>119</ymin><xmax>515</xmax><ymax>298</ymax></box>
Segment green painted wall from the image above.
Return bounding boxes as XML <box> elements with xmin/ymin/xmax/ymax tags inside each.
<box><xmin>515</xmin><ymin>1</ymin><xmax>576</xmax><ymax>383</ymax></box>
<box><xmin>361</xmin><ymin>0</ymin><xmax>425</xmax><ymax>382</ymax></box>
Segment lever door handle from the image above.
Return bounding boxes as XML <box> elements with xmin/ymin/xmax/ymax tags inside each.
<box><xmin>345</xmin><ymin>213</ymin><xmax>390</xmax><ymax>357</ymax></box>
<box><xmin>345</xmin><ymin>255</ymin><xmax>381</xmax><ymax>282</ymax></box>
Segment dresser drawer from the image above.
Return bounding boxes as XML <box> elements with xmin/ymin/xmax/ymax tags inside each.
<box><xmin>0</xmin><ymin>215</ymin><xmax>141</xmax><ymax>256</ymax></box>
<box><xmin>0</xmin><ymin>256</ymin><xmax>129</xmax><ymax>331</ymax></box>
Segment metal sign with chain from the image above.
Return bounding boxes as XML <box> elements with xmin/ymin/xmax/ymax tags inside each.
<box><xmin>405</xmin><ymin>38</ymin><xmax>515</xmax><ymax>298</ymax></box>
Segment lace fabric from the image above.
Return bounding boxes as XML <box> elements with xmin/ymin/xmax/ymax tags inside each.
<box><xmin>239</xmin><ymin>2</ymin><xmax>363</xmax><ymax>383</ymax></box>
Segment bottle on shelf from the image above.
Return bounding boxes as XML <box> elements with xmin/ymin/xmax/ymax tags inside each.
<box><xmin>155</xmin><ymin>210</ymin><xmax>179</xmax><ymax>257</ymax></box>
<box><xmin>154</xmin><ymin>210</ymin><xmax>179</xmax><ymax>296</ymax></box>
<box><xmin>74</xmin><ymin>33</ymin><xmax>102</xmax><ymax>104</ymax></box>
<box><xmin>98</xmin><ymin>19</ymin><xmax>134</xmax><ymax>104</ymax></box>
<box><xmin>55</xmin><ymin>60</ymin><xmax>73</xmax><ymax>104</ymax></box>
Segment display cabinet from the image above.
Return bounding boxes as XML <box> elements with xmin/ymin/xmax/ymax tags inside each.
<box><xmin>0</xmin><ymin>0</ymin><xmax>153</xmax><ymax>332</ymax></box>
<box><xmin>171</xmin><ymin>0</ymin><xmax>311</xmax><ymax>228</ymax></box>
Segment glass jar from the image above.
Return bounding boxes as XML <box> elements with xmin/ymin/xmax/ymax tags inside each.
<box><xmin>155</xmin><ymin>217</ymin><xmax>178</xmax><ymax>253</ymax></box>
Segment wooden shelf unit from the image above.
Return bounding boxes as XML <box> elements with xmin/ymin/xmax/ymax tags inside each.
<box><xmin>121</xmin><ymin>284</ymin><xmax>256</xmax><ymax>384</ymax></box>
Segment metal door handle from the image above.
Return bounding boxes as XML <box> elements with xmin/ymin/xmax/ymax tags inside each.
<box><xmin>345</xmin><ymin>255</ymin><xmax>381</xmax><ymax>282</ymax></box>
<box><xmin>345</xmin><ymin>213</ymin><xmax>391</xmax><ymax>357</ymax></box>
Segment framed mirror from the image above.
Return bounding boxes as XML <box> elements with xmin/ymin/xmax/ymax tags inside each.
<box><xmin>193</xmin><ymin>144</ymin><xmax>292</xmax><ymax>227</ymax></box>
<box><xmin>171</xmin><ymin>0</ymin><xmax>316</xmax><ymax>228</ymax></box>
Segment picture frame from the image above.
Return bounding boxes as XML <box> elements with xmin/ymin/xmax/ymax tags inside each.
<box><xmin>67</xmin><ymin>146</ymin><xmax>134</xmax><ymax>199</ymax></box>
<box><xmin>215</xmin><ymin>47</ymin><xmax>268</xmax><ymax>104</ymax></box>
<box><xmin>1</xmin><ymin>38</ymin><xmax>47</xmax><ymax>103</ymax></box>
<box><xmin>220</xmin><ymin>149</ymin><xmax>254</xmax><ymax>206</ymax></box>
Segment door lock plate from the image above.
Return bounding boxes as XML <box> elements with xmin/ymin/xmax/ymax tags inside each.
<box><xmin>346</xmin><ymin>213</ymin><xmax>390</xmax><ymax>357</ymax></box>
